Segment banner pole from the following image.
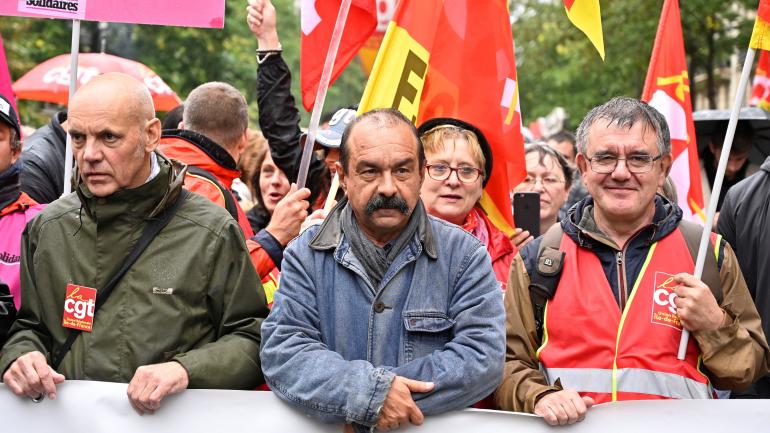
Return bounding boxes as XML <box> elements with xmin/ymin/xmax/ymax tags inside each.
<box><xmin>677</xmin><ymin>47</ymin><xmax>756</xmax><ymax>360</ymax></box>
<box><xmin>61</xmin><ymin>19</ymin><xmax>81</xmax><ymax>196</ymax></box>
<box><xmin>296</xmin><ymin>0</ymin><xmax>352</xmax><ymax>189</ymax></box>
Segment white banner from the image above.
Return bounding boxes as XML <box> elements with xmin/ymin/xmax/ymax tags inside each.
<box><xmin>1</xmin><ymin>381</ymin><xmax>769</xmax><ymax>432</ymax></box>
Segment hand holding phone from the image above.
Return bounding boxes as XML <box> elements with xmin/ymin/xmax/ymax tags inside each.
<box><xmin>513</xmin><ymin>191</ymin><xmax>540</xmax><ymax>239</ymax></box>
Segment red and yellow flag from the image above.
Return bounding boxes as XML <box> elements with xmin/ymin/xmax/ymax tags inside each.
<box><xmin>750</xmin><ymin>49</ymin><xmax>770</xmax><ymax>111</ymax></box>
<box><xmin>300</xmin><ymin>0</ymin><xmax>377</xmax><ymax>111</ymax></box>
<box><xmin>641</xmin><ymin>0</ymin><xmax>704</xmax><ymax>222</ymax></box>
<box><xmin>750</xmin><ymin>0</ymin><xmax>770</xmax><ymax>51</ymax></box>
<box><xmin>359</xmin><ymin>0</ymin><xmax>526</xmax><ymax>235</ymax></box>
<box><xmin>564</xmin><ymin>0</ymin><xmax>605</xmax><ymax>60</ymax></box>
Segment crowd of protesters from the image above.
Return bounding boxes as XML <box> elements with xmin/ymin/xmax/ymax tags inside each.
<box><xmin>1</xmin><ymin>0</ymin><xmax>770</xmax><ymax>430</ymax></box>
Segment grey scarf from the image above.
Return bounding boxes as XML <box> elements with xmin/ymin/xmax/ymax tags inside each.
<box><xmin>342</xmin><ymin>200</ymin><xmax>425</xmax><ymax>290</ymax></box>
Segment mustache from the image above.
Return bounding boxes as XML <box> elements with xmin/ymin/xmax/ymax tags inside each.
<box><xmin>365</xmin><ymin>195</ymin><xmax>409</xmax><ymax>215</ymax></box>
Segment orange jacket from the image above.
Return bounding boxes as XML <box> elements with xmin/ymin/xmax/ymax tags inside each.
<box><xmin>159</xmin><ymin>131</ymin><xmax>276</xmax><ymax>278</ymax></box>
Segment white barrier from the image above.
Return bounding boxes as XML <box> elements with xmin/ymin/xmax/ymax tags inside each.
<box><xmin>2</xmin><ymin>381</ymin><xmax>769</xmax><ymax>432</ymax></box>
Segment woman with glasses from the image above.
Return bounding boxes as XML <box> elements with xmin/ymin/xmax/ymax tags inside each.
<box><xmin>418</xmin><ymin>118</ymin><xmax>516</xmax><ymax>291</ymax></box>
<box><xmin>513</xmin><ymin>143</ymin><xmax>574</xmax><ymax>237</ymax></box>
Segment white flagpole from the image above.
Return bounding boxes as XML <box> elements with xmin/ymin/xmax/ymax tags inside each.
<box><xmin>296</xmin><ymin>0</ymin><xmax>352</xmax><ymax>188</ymax></box>
<box><xmin>677</xmin><ymin>47</ymin><xmax>756</xmax><ymax>359</ymax></box>
<box><xmin>61</xmin><ymin>19</ymin><xmax>81</xmax><ymax>196</ymax></box>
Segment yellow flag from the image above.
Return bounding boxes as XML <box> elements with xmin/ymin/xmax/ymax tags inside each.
<box><xmin>564</xmin><ymin>0</ymin><xmax>605</xmax><ymax>60</ymax></box>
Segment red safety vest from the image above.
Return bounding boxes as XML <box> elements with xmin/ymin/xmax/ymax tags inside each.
<box><xmin>537</xmin><ymin>228</ymin><xmax>719</xmax><ymax>403</ymax></box>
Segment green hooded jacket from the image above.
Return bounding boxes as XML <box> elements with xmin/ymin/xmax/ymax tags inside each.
<box><xmin>0</xmin><ymin>153</ymin><xmax>268</xmax><ymax>389</ymax></box>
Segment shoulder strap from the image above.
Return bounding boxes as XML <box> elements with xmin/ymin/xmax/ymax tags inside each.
<box><xmin>677</xmin><ymin>220</ymin><xmax>723</xmax><ymax>304</ymax></box>
<box><xmin>529</xmin><ymin>224</ymin><xmax>565</xmax><ymax>341</ymax></box>
<box><xmin>51</xmin><ymin>190</ymin><xmax>189</xmax><ymax>371</ymax></box>
<box><xmin>186</xmin><ymin>166</ymin><xmax>239</xmax><ymax>221</ymax></box>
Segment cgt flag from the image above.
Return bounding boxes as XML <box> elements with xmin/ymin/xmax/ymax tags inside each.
<box><xmin>642</xmin><ymin>0</ymin><xmax>704</xmax><ymax>222</ymax></box>
<box><xmin>750</xmin><ymin>49</ymin><xmax>770</xmax><ymax>111</ymax></box>
<box><xmin>564</xmin><ymin>0</ymin><xmax>605</xmax><ymax>60</ymax></box>
<box><xmin>300</xmin><ymin>0</ymin><xmax>377</xmax><ymax>111</ymax></box>
<box><xmin>359</xmin><ymin>0</ymin><xmax>526</xmax><ymax>235</ymax></box>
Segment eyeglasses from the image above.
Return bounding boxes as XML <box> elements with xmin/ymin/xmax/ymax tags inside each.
<box><xmin>519</xmin><ymin>176</ymin><xmax>565</xmax><ymax>190</ymax></box>
<box><xmin>426</xmin><ymin>163</ymin><xmax>483</xmax><ymax>183</ymax></box>
<box><xmin>586</xmin><ymin>154</ymin><xmax>663</xmax><ymax>174</ymax></box>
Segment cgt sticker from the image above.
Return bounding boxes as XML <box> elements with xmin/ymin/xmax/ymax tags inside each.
<box><xmin>62</xmin><ymin>284</ymin><xmax>96</xmax><ymax>332</ymax></box>
<box><xmin>651</xmin><ymin>272</ymin><xmax>682</xmax><ymax>330</ymax></box>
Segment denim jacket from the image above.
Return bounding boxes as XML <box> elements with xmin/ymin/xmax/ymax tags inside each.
<box><xmin>260</xmin><ymin>201</ymin><xmax>505</xmax><ymax>430</ymax></box>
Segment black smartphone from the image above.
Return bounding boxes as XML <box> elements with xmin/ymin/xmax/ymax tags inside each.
<box><xmin>513</xmin><ymin>192</ymin><xmax>540</xmax><ymax>239</ymax></box>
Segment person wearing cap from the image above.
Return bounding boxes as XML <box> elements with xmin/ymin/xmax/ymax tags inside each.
<box><xmin>0</xmin><ymin>93</ymin><xmax>45</xmax><ymax>312</ymax></box>
<box><xmin>418</xmin><ymin>117</ymin><xmax>516</xmax><ymax>291</ymax></box>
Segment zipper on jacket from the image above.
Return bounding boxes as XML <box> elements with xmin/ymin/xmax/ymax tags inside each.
<box><xmin>616</xmin><ymin>251</ymin><xmax>627</xmax><ymax>309</ymax></box>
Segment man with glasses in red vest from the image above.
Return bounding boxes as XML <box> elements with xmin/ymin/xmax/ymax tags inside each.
<box><xmin>495</xmin><ymin>97</ymin><xmax>769</xmax><ymax>425</ymax></box>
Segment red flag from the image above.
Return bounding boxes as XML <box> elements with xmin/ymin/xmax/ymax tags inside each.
<box><xmin>750</xmin><ymin>49</ymin><xmax>770</xmax><ymax>111</ymax></box>
<box><xmin>0</xmin><ymin>33</ymin><xmax>20</xmax><ymax>126</ymax></box>
<box><xmin>642</xmin><ymin>0</ymin><xmax>705</xmax><ymax>222</ymax></box>
<box><xmin>300</xmin><ymin>0</ymin><xmax>377</xmax><ymax>111</ymax></box>
<box><xmin>359</xmin><ymin>0</ymin><xmax>526</xmax><ymax>234</ymax></box>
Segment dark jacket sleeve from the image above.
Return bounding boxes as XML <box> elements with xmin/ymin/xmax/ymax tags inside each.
<box><xmin>19</xmin><ymin>122</ymin><xmax>67</xmax><ymax>204</ymax></box>
<box><xmin>256</xmin><ymin>54</ymin><xmax>328</xmax><ymax>206</ymax></box>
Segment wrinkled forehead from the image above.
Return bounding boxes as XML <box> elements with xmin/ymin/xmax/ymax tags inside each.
<box><xmin>349</xmin><ymin>120</ymin><xmax>420</xmax><ymax>158</ymax></box>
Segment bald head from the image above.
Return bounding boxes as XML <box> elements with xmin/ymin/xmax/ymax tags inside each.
<box><xmin>71</xmin><ymin>72</ymin><xmax>156</xmax><ymax>123</ymax></box>
<box><xmin>67</xmin><ymin>72</ymin><xmax>163</xmax><ymax>197</ymax></box>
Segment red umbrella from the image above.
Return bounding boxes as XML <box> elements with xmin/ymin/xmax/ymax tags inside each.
<box><xmin>12</xmin><ymin>53</ymin><xmax>182</xmax><ymax>111</ymax></box>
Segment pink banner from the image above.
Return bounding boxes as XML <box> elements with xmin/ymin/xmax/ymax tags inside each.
<box><xmin>0</xmin><ymin>33</ymin><xmax>20</xmax><ymax>126</ymax></box>
<box><xmin>1</xmin><ymin>0</ymin><xmax>225</xmax><ymax>29</ymax></box>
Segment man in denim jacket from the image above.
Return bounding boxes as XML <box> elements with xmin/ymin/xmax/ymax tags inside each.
<box><xmin>260</xmin><ymin>109</ymin><xmax>505</xmax><ymax>432</ymax></box>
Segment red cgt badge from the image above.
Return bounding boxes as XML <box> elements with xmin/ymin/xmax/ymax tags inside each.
<box><xmin>62</xmin><ymin>284</ymin><xmax>97</xmax><ymax>332</ymax></box>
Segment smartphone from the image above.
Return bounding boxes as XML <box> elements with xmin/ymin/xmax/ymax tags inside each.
<box><xmin>513</xmin><ymin>192</ymin><xmax>541</xmax><ymax>239</ymax></box>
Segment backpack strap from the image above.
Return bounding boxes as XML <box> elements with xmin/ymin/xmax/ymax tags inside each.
<box><xmin>186</xmin><ymin>166</ymin><xmax>239</xmax><ymax>221</ymax></box>
<box><xmin>529</xmin><ymin>224</ymin><xmax>566</xmax><ymax>341</ymax></box>
<box><xmin>677</xmin><ymin>220</ymin><xmax>723</xmax><ymax>304</ymax></box>
<box><xmin>50</xmin><ymin>190</ymin><xmax>189</xmax><ymax>371</ymax></box>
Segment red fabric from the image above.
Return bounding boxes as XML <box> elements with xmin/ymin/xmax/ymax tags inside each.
<box><xmin>760</xmin><ymin>0</ymin><xmax>770</xmax><ymax>24</ymax></box>
<box><xmin>159</xmin><ymin>136</ymin><xmax>254</xmax><ymax>238</ymax></box>
<box><xmin>300</xmin><ymin>0</ymin><xmax>377</xmax><ymax>111</ymax></box>
<box><xmin>641</xmin><ymin>0</ymin><xmax>704</xmax><ymax>221</ymax></box>
<box><xmin>474</xmin><ymin>207</ymin><xmax>516</xmax><ymax>291</ymax></box>
<box><xmin>538</xmin><ymin>230</ymin><xmax>711</xmax><ymax>403</ymax></box>
<box><xmin>751</xmin><ymin>50</ymin><xmax>770</xmax><ymax>110</ymax></box>
<box><xmin>0</xmin><ymin>191</ymin><xmax>38</xmax><ymax>217</ymax></box>
<box><xmin>408</xmin><ymin>0</ymin><xmax>526</xmax><ymax>233</ymax></box>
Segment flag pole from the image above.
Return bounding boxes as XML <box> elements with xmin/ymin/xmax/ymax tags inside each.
<box><xmin>296</xmin><ymin>0</ymin><xmax>352</xmax><ymax>189</ymax></box>
<box><xmin>61</xmin><ymin>19</ymin><xmax>81</xmax><ymax>196</ymax></box>
<box><xmin>677</xmin><ymin>47</ymin><xmax>756</xmax><ymax>360</ymax></box>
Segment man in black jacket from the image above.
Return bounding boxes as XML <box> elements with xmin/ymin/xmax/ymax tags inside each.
<box><xmin>19</xmin><ymin>111</ymin><xmax>68</xmax><ymax>203</ymax></box>
<box><xmin>718</xmin><ymin>155</ymin><xmax>770</xmax><ymax>398</ymax></box>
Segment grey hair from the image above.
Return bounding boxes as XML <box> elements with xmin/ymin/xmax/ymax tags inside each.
<box><xmin>575</xmin><ymin>97</ymin><xmax>671</xmax><ymax>156</ymax></box>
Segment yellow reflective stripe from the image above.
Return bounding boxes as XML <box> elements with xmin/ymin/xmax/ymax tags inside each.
<box><xmin>536</xmin><ymin>300</ymin><xmax>550</xmax><ymax>360</ymax></box>
<box><xmin>713</xmin><ymin>234</ymin><xmax>722</xmax><ymax>262</ymax></box>
<box><xmin>612</xmin><ymin>242</ymin><xmax>658</xmax><ymax>401</ymax></box>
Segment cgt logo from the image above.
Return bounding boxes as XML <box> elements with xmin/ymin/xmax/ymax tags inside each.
<box><xmin>654</xmin><ymin>275</ymin><xmax>678</xmax><ymax>314</ymax></box>
<box><xmin>62</xmin><ymin>284</ymin><xmax>97</xmax><ymax>332</ymax></box>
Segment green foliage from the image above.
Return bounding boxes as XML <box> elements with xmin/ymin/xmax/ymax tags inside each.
<box><xmin>0</xmin><ymin>1</ymin><xmax>366</xmax><ymax>128</ymax></box>
<box><xmin>513</xmin><ymin>0</ymin><xmax>756</xmax><ymax>130</ymax></box>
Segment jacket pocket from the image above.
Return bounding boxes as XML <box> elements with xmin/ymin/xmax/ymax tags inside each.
<box><xmin>403</xmin><ymin>312</ymin><xmax>455</xmax><ymax>362</ymax></box>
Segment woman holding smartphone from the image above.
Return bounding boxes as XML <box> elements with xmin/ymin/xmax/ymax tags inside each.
<box><xmin>512</xmin><ymin>142</ymin><xmax>573</xmax><ymax>237</ymax></box>
<box><xmin>418</xmin><ymin>118</ymin><xmax>516</xmax><ymax>291</ymax></box>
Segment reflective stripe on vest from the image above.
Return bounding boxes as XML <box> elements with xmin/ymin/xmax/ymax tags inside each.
<box><xmin>537</xmin><ymin>228</ymin><xmax>716</xmax><ymax>402</ymax></box>
<box><xmin>541</xmin><ymin>367</ymin><xmax>712</xmax><ymax>399</ymax></box>
<box><xmin>262</xmin><ymin>267</ymin><xmax>280</xmax><ymax>309</ymax></box>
